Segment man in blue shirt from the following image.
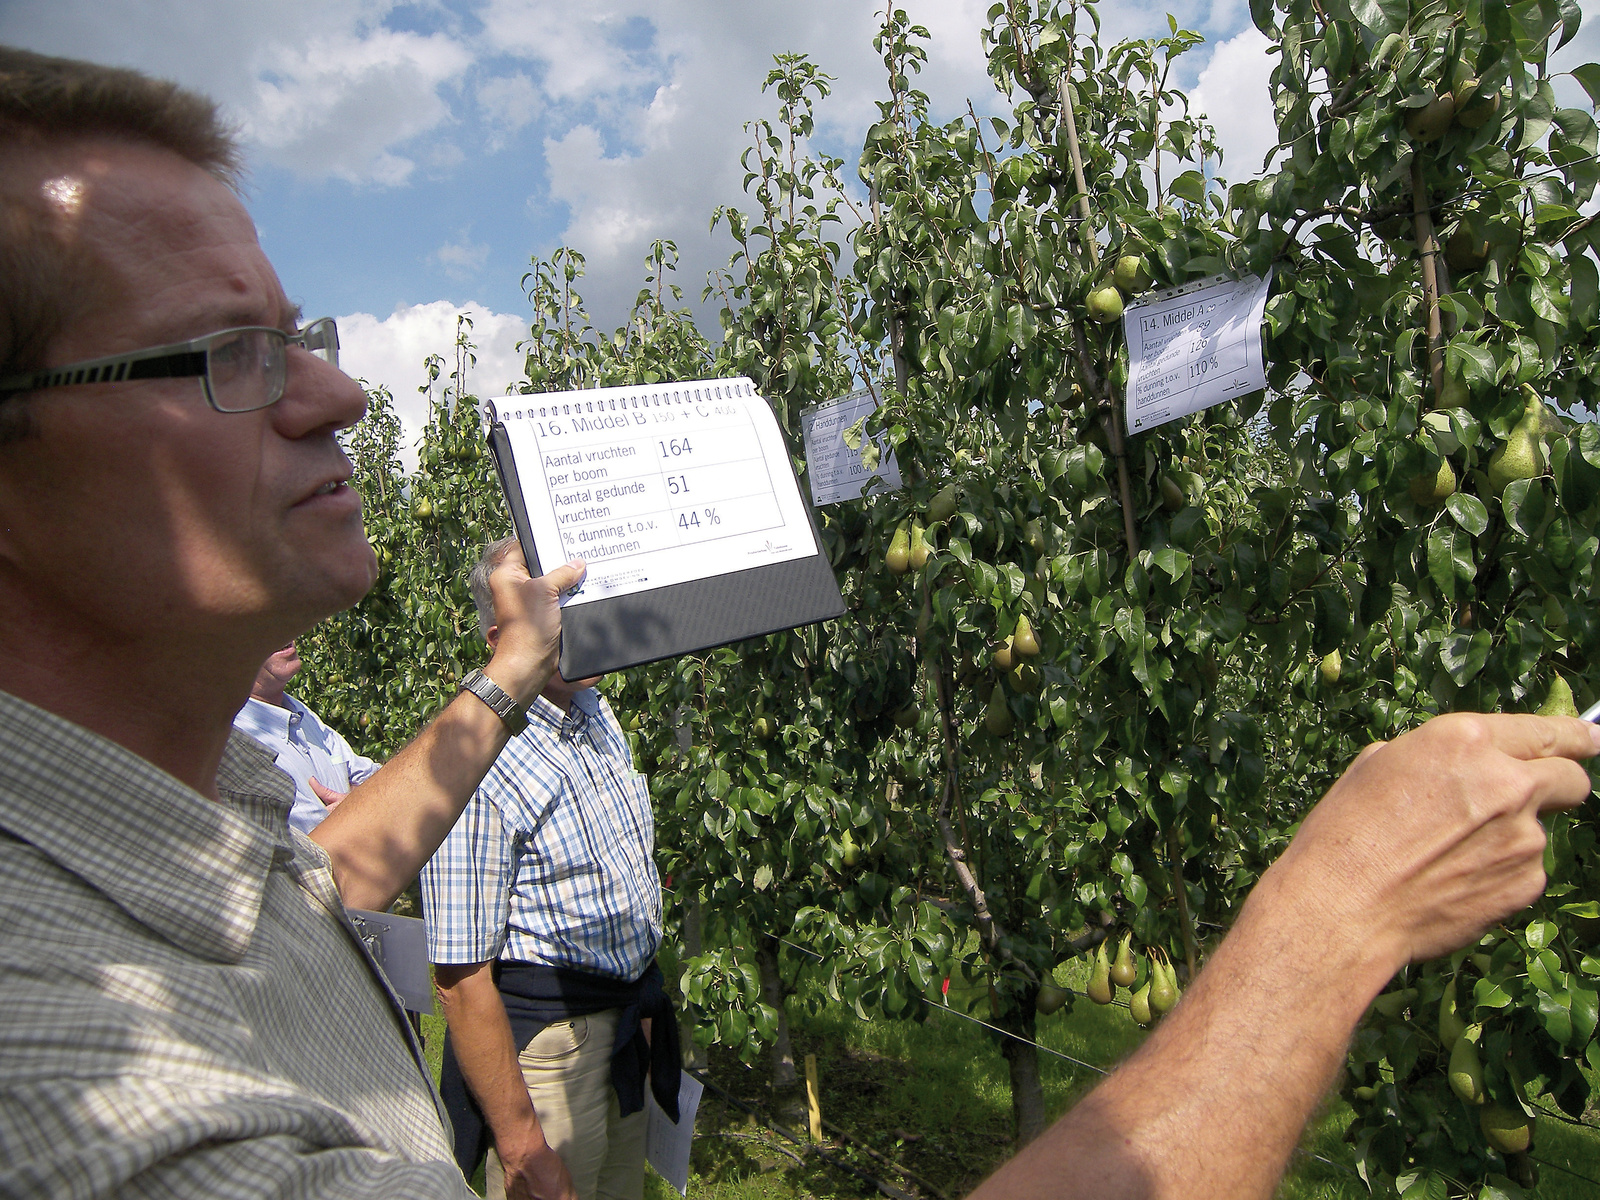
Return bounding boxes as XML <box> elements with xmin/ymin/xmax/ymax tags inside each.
<box><xmin>233</xmin><ymin>641</ymin><xmax>378</xmax><ymax>833</ymax></box>
<box><xmin>421</xmin><ymin>538</ymin><xmax>676</xmax><ymax>1200</ymax></box>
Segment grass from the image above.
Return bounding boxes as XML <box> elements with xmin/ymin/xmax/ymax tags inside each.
<box><xmin>417</xmin><ymin>965</ymin><xmax>1600</xmax><ymax>1200</ymax></box>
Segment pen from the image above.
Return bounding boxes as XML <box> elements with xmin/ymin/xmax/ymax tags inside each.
<box><xmin>1582</xmin><ymin>698</ymin><xmax>1600</xmax><ymax>723</ymax></box>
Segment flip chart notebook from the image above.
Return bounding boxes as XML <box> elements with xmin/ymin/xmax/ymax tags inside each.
<box><xmin>487</xmin><ymin>377</ymin><xmax>844</xmax><ymax>679</ymax></box>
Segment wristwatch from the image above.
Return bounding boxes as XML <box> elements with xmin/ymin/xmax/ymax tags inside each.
<box><xmin>458</xmin><ymin>668</ymin><xmax>529</xmax><ymax>735</ymax></box>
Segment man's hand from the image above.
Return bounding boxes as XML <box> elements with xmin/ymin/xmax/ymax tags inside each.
<box><xmin>499</xmin><ymin>1136</ymin><xmax>578</xmax><ymax>1200</ymax></box>
<box><xmin>1265</xmin><ymin>712</ymin><xmax>1599</xmax><ymax>978</ymax></box>
<box><xmin>309</xmin><ymin>779</ymin><xmax>347</xmax><ymax>811</ymax></box>
<box><xmin>482</xmin><ymin>548</ymin><xmax>586</xmax><ymax>707</ymax></box>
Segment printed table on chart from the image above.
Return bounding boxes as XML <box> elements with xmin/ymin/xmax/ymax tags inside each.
<box><xmin>526</xmin><ymin>404</ymin><xmax>784</xmax><ymax>566</ymax></box>
<box><xmin>1130</xmin><ymin>291</ymin><xmax>1252</xmax><ymax>416</ymax></box>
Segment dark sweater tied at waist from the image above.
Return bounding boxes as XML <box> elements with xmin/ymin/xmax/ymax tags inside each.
<box><xmin>438</xmin><ymin>960</ymin><xmax>680</xmax><ymax>1177</ymax></box>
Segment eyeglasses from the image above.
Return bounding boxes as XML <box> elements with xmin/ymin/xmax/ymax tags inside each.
<box><xmin>0</xmin><ymin>317</ymin><xmax>341</xmax><ymax>413</ymax></box>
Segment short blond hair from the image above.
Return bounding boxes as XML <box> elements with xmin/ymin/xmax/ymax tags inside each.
<box><xmin>0</xmin><ymin>47</ymin><xmax>243</xmax><ymax>438</ymax></box>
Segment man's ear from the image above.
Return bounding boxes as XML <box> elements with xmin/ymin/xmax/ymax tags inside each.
<box><xmin>485</xmin><ymin>623</ymin><xmax>499</xmax><ymax>650</ymax></box>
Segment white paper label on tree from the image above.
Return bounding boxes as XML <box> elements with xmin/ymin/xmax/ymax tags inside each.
<box><xmin>495</xmin><ymin>378</ymin><xmax>817</xmax><ymax>608</ymax></box>
<box><xmin>799</xmin><ymin>386</ymin><xmax>903</xmax><ymax>505</ymax></box>
<box><xmin>1122</xmin><ymin>270</ymin><xmax>1273</xmax><ymax>435</ymax></box>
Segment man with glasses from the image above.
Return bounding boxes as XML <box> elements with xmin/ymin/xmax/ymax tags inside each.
<box><xmin>0</xmin><ymin>47</ymin><xmax>581</xmax><ymax>1199</ymax></box>
<box><xmin>1</xmin><ymin>43</ymin><xmax>1597</xmax><ymax>1200</ymax></box>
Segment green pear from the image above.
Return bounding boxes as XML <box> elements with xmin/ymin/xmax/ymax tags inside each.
<box><xmin>1113</xmin><ymin>254</ymin><xmax>1153</xmax><ymax>294</ymax></box>
<box><xmin>1109</xmin><ymin>933</ymin><xmax>1137</xmax><ymax>989</ymax></box>
<box><xmin>1129</xmin><ymin>980</ymin><xmax>1153</xmax><ymax>1027</ymax></box>
<box><xmin>1480</xmin><ymin>1103</ymin><xmax>1533</xmax><ymax>1154</ymax></box>
<box><xmin>1149</xmin><ymin>952</ymin><xmax>1179</xmax><ymax>1015</ymax></box>
<box><xmin>1406</xmin><ymin>93</ymin><xmax>1457</xmax><ymax>141</ymax></box>
<box><xmin>841</xmin><ymin>830</ymin><xmax>860</xmax><ymax>869</ymax></box>
<box><xmin>1445</xmin><ymin>228</ymin><xmax>1490</xmax><ymax>273</ymax></box>
<box><xmin>1537</xmin><ymin>675</ymin><xmax>1579</xmax><ymax>718</ymax></box>
<box><xmin>1370</xmin><ymin>987</ymin><xmax>1417</xmax><ymax>1020</ymax></box>
<box><xmin>1455</xmin><ymin>85</ymin><xmax>1502</xmax><ymax>130</ymax></box>
<box><xmin>927</xmin><ymin>484</ymin><xmax>959</xmax><ymax>524</ymax></box>
<box><xmin>1439</xmin><ymin>977</ymin><xmax>1468</xmax><ymax>1052</ymax></box>
<box><xmin>1012</xmin><ymin>614</ymin><xmax>1041</xmax><ymax>658</ymax></box>
<box><xmin>992</xmin><ymin>637</ymin><xmax>1015</xmax><ymax>671</ymax></box>
<box><xmin>1448</xmin><ymin>1025</ymin><xmax>1486</xmax><ymax>1105</ymax></box>
<box><xmin>1159</xmin><ymin>473</ymin><xmax>1185</xmax><ymax>511</ymax></box>
<box><xmin>885</xmin><ymin>522</ymin><xmax>912</xmax><ymax>574</ymax></box>
<box><xmin>1087</xmin><ymin>940</ymin><xmax>1114</xmax><ymax>1005</ymax></box>
<box><xmin>1353</xmin><ymin>1086</ymin><xmax>1378</xmax><ymax>1102</ymax></box>
<box><xmin>908</xmin><ymin>521</ymin><xmax>930</xmax><ymax>570</ymax></box>
<box><xmin>1487</xmin><ymin>390</ymin><xmax>1547</xmax><ymax>495</ymax></box>
<box><xmin>982</xmin><ymin>685</ymin><xmax>1014</xmax><ymax>738</ymax></box>
<box><xmin>1035</xmin><ymin>980</ymin><xmax>1070</xmax><ymax>1016</ymax></box>
<box><xmin>1320</xmin><ymin>649</ymin><xmax>1343</xmax><ymax>685</ymax></box>
<box><xmin>1409</xmin><ymin>456</ymin><xmax>1457</xmax><ymax>505</ymax></box>
<box><xmin>1087</xmin><ymin>282</ymin><xmax>1124</xmax><ymax>323</ymax></box>
<box><xmin>752</xmin><ymin>715</ymin><xmax>776</xmax><ymax>741</ymax></box>
<box><xmin>1439</xmin><ymin>369</ymin><xmax>1471</xmax><ymax>409</ymax></box>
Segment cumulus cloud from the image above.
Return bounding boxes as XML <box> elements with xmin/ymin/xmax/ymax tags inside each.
<box><xmin>478</xmin><ymin>71</ymin><xmax>544</xmax><ymax>146</ymax></box>
<box><xmin>338</xmin><ymin>302</ymin><xmax>529</xmax><ymax>467</ymax></box>
<box><xmin>1189</xmin><ymin>26</ymin><xmax>1279</xmax><ymax>182</ymax></box>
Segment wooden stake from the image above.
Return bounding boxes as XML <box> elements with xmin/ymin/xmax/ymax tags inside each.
<box><xmin>804</xmin><ymin>1054</ymin><xmax>822</xmax><ymax>1142</ymax></box>
<box><xmin>1411</xmin><ymin>154</ymin><xmax>1446</xmax><ymax>407</ymax></box>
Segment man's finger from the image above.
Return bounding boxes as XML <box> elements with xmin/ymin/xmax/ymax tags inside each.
<box><xmin>541</xmin><ymin>559</ymin><xmax>586</xmax><ymax>596</ymax></box>
<box><xmin>1516</xmin><ymin>753</ymin><xmax>1594</xmax><ymax>816</ymax></box>
<box><xmin>1470</xmin><ymin>712</ymin><xmax>1600</xmax><ymax>764</ymax></box>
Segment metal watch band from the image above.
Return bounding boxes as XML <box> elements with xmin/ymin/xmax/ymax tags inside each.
<box><xmin>458</xmin><ymin>668</ymin><xmax>529</xmax><ymax>735</ymax></box>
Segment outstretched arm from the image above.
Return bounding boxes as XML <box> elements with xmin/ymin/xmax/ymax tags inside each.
<box><xmin>311</xmin><ymin>558</ymin><xmax>585</xmax><ymax>911</ymax></box>
<box><xmin>971</xmin><ymin>713</ymin><xmax>1599</xmax><ymax>1200</ymax></box>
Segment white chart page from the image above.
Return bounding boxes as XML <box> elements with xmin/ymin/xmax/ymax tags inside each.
<box><xmin>496</xmin><ymin>378</ymin><xmax>817</xmax><ymax>608</ymax></box>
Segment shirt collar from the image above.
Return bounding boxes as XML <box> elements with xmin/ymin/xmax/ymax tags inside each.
<box><xmin>0</xmin><ymin>689</ymin><xmax>291</xmax><ymax>964</ymax></box>
<box><xmin>529</xmin><ymin>687</ymin><xmax>600</xmax><ymax>742</ymax></box>
<box><xmin>233</xmin><ymin>694</ymin><xmax>306</xmax><ymax>743</ymax></box>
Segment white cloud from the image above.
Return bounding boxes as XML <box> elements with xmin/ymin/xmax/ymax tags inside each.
<box><xmin>433</xmin><ymin>229</ymin><xmax>491</xmax><ymax>279</ymax></box>
<box><xmin>478</xmin><ymin>71</ymin><xmax>543</xmax><ymax>145</ymax></box>
<box><xmin>1189</xmin><ymin>26</ymin><xmax>1278</xmax><ymax>183</ymax></box>
<box><xmin>338</xmin><ymin>302</ymin><xmax>528</xmax><ymax>468</ymax></box>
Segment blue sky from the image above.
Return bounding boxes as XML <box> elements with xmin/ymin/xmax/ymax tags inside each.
<box><xmin>3</xmin><ymin>0</ymin><xmax>1596</xmax><ymax>455</ymax></box>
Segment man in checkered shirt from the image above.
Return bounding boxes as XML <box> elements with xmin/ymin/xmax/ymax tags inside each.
<box><xmin>0</xmin><ymin>47</ymin><xmax>583</xmax><ymax>1198</ymax></box>
<box><xmin>422</xmin><ymin>537</ymin><xmax>678</xmax><ymax>1200</ymax></box>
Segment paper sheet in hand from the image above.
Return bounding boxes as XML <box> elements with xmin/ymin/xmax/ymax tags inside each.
<box><xmin>800</xmin><ymin>386</ymin><xmax>903</xmax><ymax>505</ymax></box>
<box><xmin>1123</xmin><ymin>270</ymin><xmax>1273</xmax><ymax>434</ymax></box>
<box><xmin>488</xmin><ymin>377</ymin><xmax>843</xmax><ymax>678</ymax></box>
<box><xmin>645</xmin><ymin>1071</ymin><xmax>704</xmax><ymax>1196</ymax></box>
<box><xmin>346</xmin><ymin>909</ymin><xmax>432</xmax><ymax>1014</ymax></box>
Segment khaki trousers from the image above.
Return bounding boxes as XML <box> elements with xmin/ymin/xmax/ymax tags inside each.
<box><xmin>486</xmin><ymin>1009</ymin><xmax>647</xmax><ymax>1200</ymax></box>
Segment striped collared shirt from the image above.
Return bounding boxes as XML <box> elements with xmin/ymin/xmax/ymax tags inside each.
<box><xmin>420</xmin><ymin>689</ymin><xmax>661</xmax><ymax>980</ymax></box>
<box><xmin>0</xmin><ymin>688</ymin><xmax>469</xmax><ymax>1199</ymax></box>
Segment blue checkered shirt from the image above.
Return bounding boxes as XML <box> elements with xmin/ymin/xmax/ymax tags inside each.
<box><xmin>419</xmin><ymin>689</ymin><xmax>661</xmax><ymax>980</ymax></box>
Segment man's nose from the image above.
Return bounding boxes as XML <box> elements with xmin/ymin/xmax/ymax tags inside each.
<box><xmin>272</xmin><ymin>346</ymin><xmax>367</xmax><ymax>437</ymax></box>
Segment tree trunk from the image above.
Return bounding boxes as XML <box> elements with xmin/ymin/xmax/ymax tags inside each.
<box><xmin>998</xmin><ymin>1004</ymin><xmax>1048</xmax><ymax>1148</ymax></box>
<box><xmin>756</xmin><ymin>939</ymin><xmax>798</xmax><ymax>1090</ymax></box>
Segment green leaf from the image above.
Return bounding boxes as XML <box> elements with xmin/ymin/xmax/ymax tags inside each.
<box><xmin>1349</xmin><ymin>0</ymin><xmax>1406</xmax><ymax>34</ymax></box>
<box><xmin>1446</xmin><ymin>494</ymin><xmax>1489</xmax><ymax>536</ymax></box>
<box><xmin>1169</xmin><ymin>170</ymin><xmax>1206</xmax><ymax>204</ymax></box>
<box><xmin>1439</xmin><ymin>630</ymin><xmax>1492</xmax><ymax>685</ymax></box>
<box><xmin>1572</xmin><ymin>62</ymin><xmax>1600</xmax><ymax>108</ymax></box>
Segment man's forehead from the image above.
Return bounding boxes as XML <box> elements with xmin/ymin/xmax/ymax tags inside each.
<box><xmin>21</xmin><ymin>138</ymin><xmax>296</xmax><ymax>342</ymax></box>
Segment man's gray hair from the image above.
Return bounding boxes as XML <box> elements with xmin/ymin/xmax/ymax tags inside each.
<box><xmin>467</xmin><ymin>536</ymin><xmax>519</xmax><ymax>640</ymax></box>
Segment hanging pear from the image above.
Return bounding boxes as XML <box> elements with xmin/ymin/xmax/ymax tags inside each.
<box><xmin>1159</xmin><ymin>473</ymin><xmax>1186</xmax><ymax>511</ymax></box>
<box><xmin>927</xmin><ymin>485</ymin><xmax>959</xmax><ymax>524</ymax></box>
<box><xmin>1480</xmin><ymin>1103</ymin><xmax>1534</xmax><ymax>1154</ymax></box>
<box><xmin>1320</xmin><ymin>649</ymin><xmax>1343</xmax><ymax>685</ymax></box>
<box><xmin>1035</xmin><ymin>980</ymin><xmax>1070</xmax><ymax>1016</ymax></box>
<box><xmin>908</xmin><ymin>521</ymin><xmax>930</xmax><ymax>570</ymax></box>
<box><xmin>1012</xmin><ymin>613</ymin><xmax>1041</xmax><ymax>658</ymax></box>
<box><xmin>1149</xmin><ymin>951</ymin><xmax>1179</xmax><ymax>1015</ymax></box>
<box><xmin>992</xmin><ymin>637</ymin><xmax>1015</xmax><ymax>671</ymax></box>
<box><xmin>1409</xmin><ymin>455</ymin><xmax>1456</xmax><ymax>506</ymax></box>
<box><xmin>1487</xmin><ymin>389</ymin><xmax>1547</xmax><ymax>495</ymax></box>
<box><xmin>1087</xmin><ymin>280</ymin><xmax>1124</xmax><ymax>323</ymax></box>
<box><xmin>1439</xmin><ymin>977</ymin><xmax>1467</xmax><ymax>1052</ymax></box>
<box><xmin>885</xmin><ymin>522</ymin><xmax>912</xmax><ymax>574</ymax></box>
<box><xmin>982</xmin><ymin>685</ymin><xmax>1014</xmax><ymax>738</ymax></box>
<box><xmin>1109</xmin><ymin>933</ymin><xmax>1137</xmax><ymax>989</ymax></box>
<box><xmin>1114</xmin><ymin>254</ymin><xmax>1153</xmax><ymax>294</ymax></box>
<box><xmin>1087</xmin><ymin>940</ymin><xmax>1114</xmax><ymax>1005</ymax></box>
<box><xmin>1537</xmin><ymin>675</ymin><xmax>1579</xmax><ymax>718</ymax></box>
<box><xmin>1129</xmin><ymin>980</ymin><xmax>1152</xmax><ymax>1027</ymax></box>
<box><xmin>1448</xmin><ymin>1025</ymin><xmax>1486</xmax><ymax>1105</ymax></box>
